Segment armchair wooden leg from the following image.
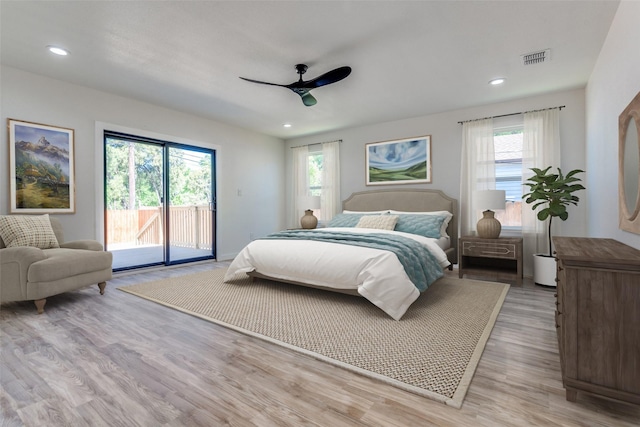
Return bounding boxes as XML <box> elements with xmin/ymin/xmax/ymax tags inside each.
<box><xmin>34</xmin><ymin>299</ymin><xmax>46</xmax><ymax>314</ymax></box>
<box><xmin>98</xmin><ymin>282</ymin><xmax>106</xmax><ymax>295</ymax></box>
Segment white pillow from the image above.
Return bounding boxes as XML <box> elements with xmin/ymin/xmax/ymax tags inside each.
<box><xmin>388</xmin><ymin>210</ymin><xmax>453</xmax><ymax>237</ymax></box>
<box><xmin>0</xmin><ymin>214</ymin><xmax>60</xmax><ymax>249</ymax></box>
<box><xmin>355</xmin><ymin>215</ymin><xmax>399</xmax><ymax>230</ymax></box>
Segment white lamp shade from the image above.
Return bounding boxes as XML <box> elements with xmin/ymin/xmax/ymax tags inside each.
<box><xmin>475</xmin><ymin>190</ymin><xmax>506</xmax><ymax>211</ymax></box>
<box><xmin>300</xmin><ymin>195</ymin><xmax>321</xmax><ymax>210</ymax></box>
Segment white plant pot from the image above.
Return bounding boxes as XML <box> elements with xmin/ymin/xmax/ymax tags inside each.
<box><xmin>533</xmin><ymin>254</ymin><xmax>557</xmax><ymax>287</ymax></box>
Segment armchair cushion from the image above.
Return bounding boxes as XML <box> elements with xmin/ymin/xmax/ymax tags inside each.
<box><xmin>28</xmin><ymin>248</ymin><xmax>113</xmax><ymax>283</ymax></box>
<box><xmin>0</xmin><ymin>214</ymin><xmax>60</xmax><ymax>249</ymax></box>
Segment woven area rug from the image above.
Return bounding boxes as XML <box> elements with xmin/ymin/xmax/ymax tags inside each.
<box><xmin>118</xmin><ymin>268</ymin><xmax>509</xmax><ymax>408</ymax></box>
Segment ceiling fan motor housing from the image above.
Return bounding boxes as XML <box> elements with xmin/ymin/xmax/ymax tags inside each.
<box><xmin>295</xmin><ymin>64</ymin><xmax>308</xmax><ymax>75</ymax></box>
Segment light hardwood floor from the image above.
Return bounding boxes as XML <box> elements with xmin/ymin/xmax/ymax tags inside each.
<box><xmin>1</xmin><ymin>262</ymin><xmax>639</xmax><ymax>426</ymax></box>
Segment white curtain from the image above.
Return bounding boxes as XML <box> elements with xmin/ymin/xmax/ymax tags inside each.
<box><xmin>321</xmin><ymin>141</ymin><xmax>341</xmax><ymax>222</ymax></box>
<box><xmin>460</xmin><ymin>118</ymin><xmax>495</xmax><ymax>237</ymax></box>
<box><xmin>290</xmin><ymin>145</ymin><xmax>309</xmax><ymax>228</ymax></box>
<box><xmin>522</xmin><ymin>109</ymin><xmax>561</xmax><ymax>274</ymax></box>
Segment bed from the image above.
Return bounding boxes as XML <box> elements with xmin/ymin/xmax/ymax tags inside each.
<box><xmin>224</xmin><ymin>189</ymin><xmax>458</xmax><ymax>320</ymax></box>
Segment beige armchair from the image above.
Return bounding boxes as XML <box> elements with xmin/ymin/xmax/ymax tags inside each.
<box><xmin>0</xmin><ymin>215</ymin><xmax>112</xmax><ymax>313</ymax></box>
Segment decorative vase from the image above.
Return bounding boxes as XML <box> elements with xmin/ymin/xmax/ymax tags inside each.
<box><xmin>300</xmin><ymin>210</ymin><xmax>318</xmax><ymax>229</ymax></box>
<box><xmin>476</xmin><ymin>210</ymin><xmax>501</xmax><ymax>239</ymax></box>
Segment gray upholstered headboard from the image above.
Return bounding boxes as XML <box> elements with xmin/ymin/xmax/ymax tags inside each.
<box><xmin>342</xmin><ymin>189</ymin><xmax>458</xmax><ymax>264</ymax></box>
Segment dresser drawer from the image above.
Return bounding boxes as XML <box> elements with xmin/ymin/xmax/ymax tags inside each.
<box><xmin>462</xmin><ymin>241</ymin><xmax>517</xmax><ymax>259</ymax></box>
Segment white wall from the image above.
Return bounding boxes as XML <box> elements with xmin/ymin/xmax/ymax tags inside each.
<box><xmin>586</xmin><ymin>0</ymin><xmax>640</xmax><ymax>249</ymax></box>
<box><xmin>0</xmin><ymin>66</ymin><xmax>285</xmax><ymax>260</ymax></box>
<box><xmin>285</xmin><ymin>88</ymin><xmax>588</xmax><ymax>240</ymax></box>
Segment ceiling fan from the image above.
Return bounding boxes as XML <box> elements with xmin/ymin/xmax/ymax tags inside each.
<box><xmin>240</xmin><ymin>64</ymin><xmax>352</xmax><ymax>106</ymax></box>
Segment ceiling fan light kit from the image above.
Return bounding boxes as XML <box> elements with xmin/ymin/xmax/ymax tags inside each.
<box><xmin>240</xmin><ymin>64</ymin><xmax>352</xmax><ymax>106</ymax></box>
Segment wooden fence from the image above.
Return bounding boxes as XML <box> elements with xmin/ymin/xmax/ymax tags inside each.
<box><xmin>107</xmin><ymin>206</ymin><xmax>213</xmax><ymax>249</ymax></box>
<box><xmin>495</xmin><ymin>201</ymin><xmax>522</xmax><ymax>227</ymax></box>
<box><xmin>168</xmin><ymin>206</ymin><xmax>214</xmax><ymax>249</ymax></box>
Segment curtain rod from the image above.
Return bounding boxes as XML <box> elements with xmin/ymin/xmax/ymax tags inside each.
<box><xmin>290</xmin><ymin>139</ymin><xmax>342</xmax><ymax>149</ymax></box>
<box><xmin>457</xmin><ymin>105</ymin><xmax>565</xmax><ymax>125</ymax></box>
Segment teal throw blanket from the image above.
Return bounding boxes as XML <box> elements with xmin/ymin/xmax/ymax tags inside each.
<box><xmin>261</xmin><ymin>230</ymin><xmax>444</xmax><ymax>291</ymax></box>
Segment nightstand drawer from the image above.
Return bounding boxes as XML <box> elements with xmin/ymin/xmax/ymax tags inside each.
<box><xmin>462</xmin><ymin>241</ymin><xmax>517</xmax><ymax>259</ymax></box>
<box><xmin>459</xmin><ymin>236</ymin><xmax>523</xmax><ymax>285</ymax></box>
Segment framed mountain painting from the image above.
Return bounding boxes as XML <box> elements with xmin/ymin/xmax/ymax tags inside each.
<box><xmin>8</xmin><ymin>119</ymin><xmax>75</xmax><ymax>213</ymax></box>
<box><xmin>365</xmin><ymin>135</ymin><xmax>432</xmax><ymax>185</ymax></box>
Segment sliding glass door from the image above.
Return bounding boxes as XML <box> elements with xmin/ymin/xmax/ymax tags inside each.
<box><xmin>104</xmin><ymin>132</ymin><xmax>216</xmax><ymax>270</ymax></box>
<box><xmin>167</xmin><ymin>146</ymin><xmax>215</xmax><ymax>263</ymax></box>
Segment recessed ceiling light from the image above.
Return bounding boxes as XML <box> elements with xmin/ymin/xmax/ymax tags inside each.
<box><xmin>47</xmin><ymin>46</ymin><xmax>69</xmax><ymax>56</ymax></box>
<box><xmin>489</xmin><ymin>78</ymin><xmax>505</xmax><ymax>85</ymax></box>
<box><xmin>283</xmin><ymin>123</ymin><xmax>292</xmax><ymax>128</ymax></box>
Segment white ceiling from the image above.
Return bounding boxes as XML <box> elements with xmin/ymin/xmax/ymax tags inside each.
<box><xmin>0</xmin><ymin>1</ymin><xmax>620</xmax><ymax>139</ymax></box>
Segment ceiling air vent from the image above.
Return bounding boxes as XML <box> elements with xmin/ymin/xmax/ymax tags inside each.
<box><xmin>522</xmin><ymin>49</ymin><xmax>551</xmax><ymax>66</ymax></box>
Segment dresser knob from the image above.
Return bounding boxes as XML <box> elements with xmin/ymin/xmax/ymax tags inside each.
<box><xmin>555</xmin><ymin>277</ymin><xmax>560</xmax><ymax>282</ymax></box>
<box><xmin>554</xmin><ymin>293</ymin><xmax>558</xmax><ymax>297</ymax></box>
<box><xmin>558</xmin><ymin>267</ymin><xmax>564</xmax><ymax>271</ymax></box>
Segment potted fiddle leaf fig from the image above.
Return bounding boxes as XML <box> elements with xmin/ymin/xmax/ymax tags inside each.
<box><xmin>523</xmin><ymin>167</ymin><xmax>585</xmax><ymax>286</ymax></box>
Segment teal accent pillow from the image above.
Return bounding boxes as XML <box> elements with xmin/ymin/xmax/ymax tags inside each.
<box><xmin>327</xmin><ymin>213</ymin><xmax>369</xmax><ymax>227</ymax></box>
<box><xmin>394</xmin><ymin>214</ymin><xmax>447</xmax><ymax>239</ymax></box>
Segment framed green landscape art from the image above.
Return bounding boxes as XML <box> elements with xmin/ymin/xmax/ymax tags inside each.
<box><xmin>365</xmin><ymin>135</ymin><xmax>432</xmax><ymax>185</ymax></box>
<box><xmin>8</xmin><ymin>119</ymin><xmax>76</xmax><ymax>213</ymax></box>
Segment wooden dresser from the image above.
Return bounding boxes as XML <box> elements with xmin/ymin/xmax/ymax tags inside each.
<box><xmin>553</xmin><ymin>237</ymin><xmax>640</xmax><ymax>405</ymax></box>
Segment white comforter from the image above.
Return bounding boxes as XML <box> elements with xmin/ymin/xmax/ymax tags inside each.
<box><xmin>224</xmin><ymin>228</ymin><xmax>450</xmax><ymax>320</ymax></box>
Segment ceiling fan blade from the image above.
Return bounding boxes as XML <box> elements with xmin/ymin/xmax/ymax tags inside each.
<box><xmin>239</xmin><ymin>76</ymin><xmax>286</xmax><ymax>87</ymax></box>
<box><xmin>300</xmin><ymin>66</ymin><xmax>352</xmax><ymax>89</ymax></box>
<box><xmin>288</xmin><ymin>87</ymin><xmax>317</xmax><ymax>106</ymax></box>
<box><xmin>300</xmin><ymin>91</ymin><xmax>317</xmax><ymax>107</ymax></box>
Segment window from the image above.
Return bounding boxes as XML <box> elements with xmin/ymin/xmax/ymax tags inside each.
<box><xmin>493</xmin><ymin>126</ymin><xmax>523</xmax><ymax>229</ymax></box>
<box><xmin>308</xmin><ymin>151</ymin><xmax>323</xmax><ymax>197</ymax></box>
